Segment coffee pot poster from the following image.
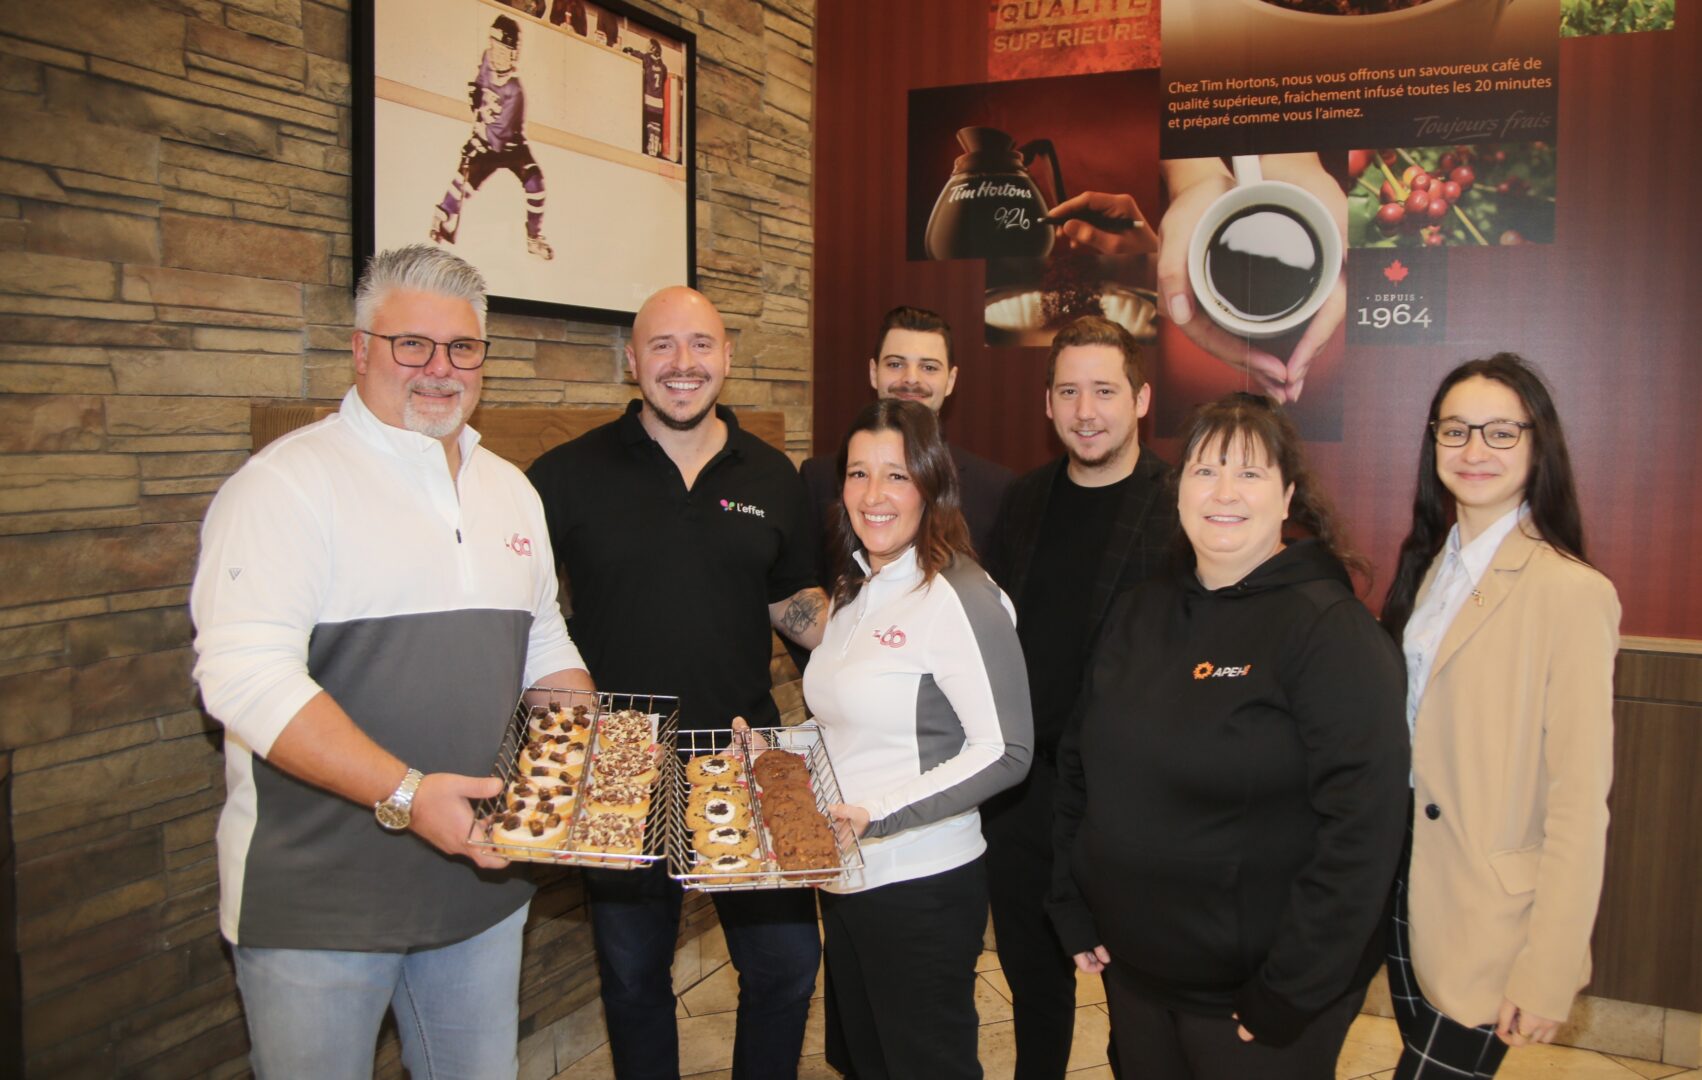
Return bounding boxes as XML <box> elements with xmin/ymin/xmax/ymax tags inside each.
<box><xmin>905</xmin><ymin>0</ymin><xmax>1673</xmax><ymax>440</ymax></box>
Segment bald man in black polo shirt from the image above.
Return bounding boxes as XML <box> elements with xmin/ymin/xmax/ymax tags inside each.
<box><xmin>527</xmin><ymin>287</ymin><xmax>827</xmax><ymax>1080</ymax></box>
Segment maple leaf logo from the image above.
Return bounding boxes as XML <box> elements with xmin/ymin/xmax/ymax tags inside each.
<box><xmin>1383</xmin><ymin>259</ymin><xmax>1410</xmax><ymax>284</ymax></box>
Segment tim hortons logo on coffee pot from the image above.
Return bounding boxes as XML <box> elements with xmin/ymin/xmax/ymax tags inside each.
<box><xmin>925</xmin><ymin>125</ymin><xmax>1065</xmax><ymax>261</ymax></box>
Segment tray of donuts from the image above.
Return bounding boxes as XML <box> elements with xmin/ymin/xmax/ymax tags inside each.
<box><xmin>666</xmin><ymin>725</ymin><xmax>865</xmax><ymax>892</ymax></box>
<box><xmin>468</xmin><ymin>687</ymin><xmax>679</xmax><ymax>868</ymax></box>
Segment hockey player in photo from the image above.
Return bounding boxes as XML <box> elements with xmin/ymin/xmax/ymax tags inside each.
<box><xmin>621</xmin><ymin>36</ymin><xmax>669</xmax><ymax>160</ymax></box>
<box><xmin>428</xmin><ymin>15</ymin><xmax>554</xmax><ymax>260</ymax></box>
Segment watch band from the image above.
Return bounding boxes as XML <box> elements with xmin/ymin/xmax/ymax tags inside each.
<box><xmin>375</xmin><ymin>767</ymin><xmax>425</xmax><ymax>831</ymax></box>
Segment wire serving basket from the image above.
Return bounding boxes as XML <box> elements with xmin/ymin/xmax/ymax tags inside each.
<box><xmin>468</xmin><ymin>686</ymin><xmax>678</xmax><ymax>870</ymax></box>
<box><xmin>666</xmin><ymin>724</ymin><xmax>865</xmax><ymax>892</ymax></box>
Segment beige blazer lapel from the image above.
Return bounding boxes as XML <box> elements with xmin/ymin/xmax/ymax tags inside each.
<box><xmin>1427</xmin><ymin>525</ymin><xmax>1541</xmax><ymax>682</ymax></box>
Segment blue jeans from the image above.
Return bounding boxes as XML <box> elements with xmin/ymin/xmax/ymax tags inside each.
<box><xmin>234</xmin><ymin>902</ymin><xmax>528</xmax><ymax>1080</ymax></box>
<box><xmin>588</xmin><ymin>863</ymin><xmax>820</xmax><ymax>1079</ymax></box>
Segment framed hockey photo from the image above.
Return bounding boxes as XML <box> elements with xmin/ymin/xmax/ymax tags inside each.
<box><xmin>354</xmin><ymin>0</ymin><xmax>695</xmax><ymax>325</ymax></box>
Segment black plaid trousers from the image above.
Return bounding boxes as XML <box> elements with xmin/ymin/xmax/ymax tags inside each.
<box><xmin>1386</xmin><ymin>829</ymin><xmax>1511</xmax><ymax>1079</ymax></box>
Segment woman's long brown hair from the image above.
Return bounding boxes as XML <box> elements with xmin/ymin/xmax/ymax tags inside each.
<box><xmin>828</xmin><ymin>400</ymin><xmax>975</xmax><ymax>608</ymax></box>
<box><xmin>1380</xmin><ymin>353</ymin><xmax>1589</xmax><ymax>640</ymax></box>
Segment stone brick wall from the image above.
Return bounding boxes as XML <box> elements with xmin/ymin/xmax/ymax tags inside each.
<box><xmin>0</xmin><ymin>1</ymin><xmax>814</xmax><ymax>1075</ymax></box>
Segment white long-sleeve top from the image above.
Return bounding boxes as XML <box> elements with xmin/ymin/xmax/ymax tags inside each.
<box><xmin>804</xmin><ymin>548</ymin><xmax>1032</xmax><ymax>893</ymax></box>
<box><xmin>191</xmin><ymin>386</ymin><xmax>583</xmax><ymax>948</ymax></box>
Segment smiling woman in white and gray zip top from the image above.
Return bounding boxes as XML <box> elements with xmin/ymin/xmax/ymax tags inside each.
<box><xmin>804</xmin><ymin>398</ymin><xmax>1033</xmax><ymax>1080</ymax></box>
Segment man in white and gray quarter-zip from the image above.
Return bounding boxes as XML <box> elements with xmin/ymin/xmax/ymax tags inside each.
<box><xmin>191</xmin><ymin>244</ymin><xmax>592</xmax><ymax>1079</ymax></box>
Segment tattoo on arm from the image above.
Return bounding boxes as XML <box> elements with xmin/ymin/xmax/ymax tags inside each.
<box><xmin>777</xmin><ymin>589</ymin><xmax>826</xmax><ymax>640</ymax></box>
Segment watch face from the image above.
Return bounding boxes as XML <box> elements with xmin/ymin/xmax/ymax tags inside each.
<box><xmin>376</xmin><ymin>802</ymin><xmax>411</xmax><ymax>831</ymax></box>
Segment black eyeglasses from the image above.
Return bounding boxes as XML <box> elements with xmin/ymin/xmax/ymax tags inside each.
<box><xmin>364</xmin><ymin>332</ymin><xmax>490</xmax><ymax>370</ymax></box>
<box><xmin>1430</xmin><ymin>419</ymin><xmax>1532</xmax><ymax>449</ymax></box>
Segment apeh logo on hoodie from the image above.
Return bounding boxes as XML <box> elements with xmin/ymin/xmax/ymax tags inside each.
<box><xmin>1193</xmin><ymin>661</ymin><xmax>1252</xmax><ymax>680</ymax></box>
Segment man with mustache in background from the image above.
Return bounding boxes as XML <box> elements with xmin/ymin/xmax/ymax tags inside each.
<box><xmin>981</xmin><ymin>315</ymin><xmax>1178</xmax><ymax>1079</ymax></box>
<box><xmin>800</xmin><ymin>306</ymin><xmax>1013</xmax><ymax>585</ymax></box>
<box><xmin>527</xmin><ymin>286</ymin><xmax>828</xmax><ymax>1080</ymax></box>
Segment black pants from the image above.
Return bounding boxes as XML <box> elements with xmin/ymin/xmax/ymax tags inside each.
<box><xmin>1102</xmin><ymin>965</ymin><xmax>1365</xmax><ymax>1080</ymax></box>
<box><xmin>1387</xmin><ymin>810</ymin><xmax>1511</xmax><ymax>1079</ymax></box>
<box><xmin>587</xmin><ymin>863</ymin><xmax>819</xmax><ymax>1079</ymax></box>
<box><xmin>982</xmin><ymin>758</ymin><xmax>1081</xmax><ymax>1078</ymax></box>
<box><xmin>819</xmin><ymin>858</ymin><xmax>988</xmax><ymax>1080</ymax></box>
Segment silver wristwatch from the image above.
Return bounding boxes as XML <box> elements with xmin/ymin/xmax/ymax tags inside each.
<box><xmin>374</xmin><ymin>768</ymin><xmax>425</xmax><ymax>831</ymax></box>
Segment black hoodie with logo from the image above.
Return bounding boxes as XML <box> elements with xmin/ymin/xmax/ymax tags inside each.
<box><xmin>1047</xmin><ymin>539</ymin><xmax>1409</xmax><ymax>1047</ymax></box>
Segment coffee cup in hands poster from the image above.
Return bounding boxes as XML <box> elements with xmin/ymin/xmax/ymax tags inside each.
<box><xmin>897</xmin><ymin>0</ymin><xmax>1664</xmax><ymax>440</ymax></box>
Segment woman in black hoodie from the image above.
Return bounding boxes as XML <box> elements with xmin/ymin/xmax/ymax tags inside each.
<box><xmin>1048</xmin><ymin>393</ymin><xmax>1409</xmax><ymax>1079</ymax></box>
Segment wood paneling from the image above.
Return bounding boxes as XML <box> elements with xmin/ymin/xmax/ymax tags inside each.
<box><xmin>1588</xmin><ymin>696</ymin><xmax>1702</xmax><ymax>1011</ymax></box>
<box><xmin>1614</xmin><ymin>650</ymin><xmax>1702</xmax><ymax>707</ymax></box>
<box><xmin>253</xmin><ymin>404</ymin><xmax>789</xmax><ymax>467</ymax></box>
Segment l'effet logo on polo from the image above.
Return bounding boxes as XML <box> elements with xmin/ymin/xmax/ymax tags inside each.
<box><xmin>1193</xmin><ymin>661</ymin><xmax>1252</xmax><ymax>680</ymax></box>
<box><xmin>505</xmin><ymin>533</ymin><xmax>533</xmax><ymax>556</ymax></box>
<box><xmin>719</xmin><ymin>499</ymin><xmax>766</xmax><ymax>518</ymax></box>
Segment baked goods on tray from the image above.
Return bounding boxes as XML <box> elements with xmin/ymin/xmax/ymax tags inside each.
<box><xmin>491</xmin><ymin>808</ymin><xmax>570</xmax><ymax>849</ymax></box>
<box><xmin>477</xmin><ymin>693</ymin><xmax>668</xmax><ymax>867</ymax></box>
<box><xmin>487</xmin><ymin>774</ymin><xmax>577</xmax><ymax>852</ymax></box>
<box><xmin>580</xmin><ymin>717</ymin><xmax>656</xmax><ymax>815</ymax></box>
<box><xmin>684</xmin><ymin>750</ymin><xmax>758</xmax><ymax>878</ymax></box>
<box><xmin>599</xmin><ymin>709</ymin><xmax>652</xmax><ymax>749</ymax></box>
<box><xmin>577</xmin><ymin>811</ymin><xmax>645</xmax><ymax>857</ymax></box>
<box><xmin>686</xmin><ymin>753</ymin><xmax>742</xmax><ymax>784</ymax></box>
<box><xmin>527</xmin><ymin>700</ymin><xmax>590</xmax><ymax>740</ymax></box>
<box><xmin>671</xmin><ymin>737</ymin><xmax>858</xmax><ymax>887</ymax></box>
<box><xmin>692</xmin><ymin>824</ymin><xmax>759</xmax><ymax>859</ymax></box>
<box><xmin>686</xmin><ymin>789</ymin><xmax>751</xmax><ymax>830</ymax></box>
<box><xmin>752</xmin><ymin>749</ymin><xmax>840</xmax><ymax>876</ymax></box>
<box><xmin>752</xmin><ymin>747</ymin><xmax>811</xmax><ymax>788</ymax></box>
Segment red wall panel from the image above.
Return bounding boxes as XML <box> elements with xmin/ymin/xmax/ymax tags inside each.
<box><xmin>813</xmin><ymin>0</ymin><xmax>1702</xmax><ymax>637</ymax></box>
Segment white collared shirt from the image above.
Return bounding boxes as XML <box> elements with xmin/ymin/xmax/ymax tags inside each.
<box><xmin>1402</xmin><ymin>503</ymin><xmax>1529</xmax><ymax>742</ymax></box>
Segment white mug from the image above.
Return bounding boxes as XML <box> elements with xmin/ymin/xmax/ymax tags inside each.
<box><xmin>1186</xmin><ymin>156</ymin><xmax>1342</xmax><ymax>340</ymax></box>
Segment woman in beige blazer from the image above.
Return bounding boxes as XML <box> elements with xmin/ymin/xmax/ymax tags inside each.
<box><xmin>1379</xmin><ymin>354</ymin><xmax>1620</xmax><ymax>1078</ymax></box>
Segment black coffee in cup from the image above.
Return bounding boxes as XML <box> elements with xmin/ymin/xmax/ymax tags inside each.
<box><xmin>1203</xmin><ymin>206</ymin><xmax>1324</xmax><ymax>323</ymax></box>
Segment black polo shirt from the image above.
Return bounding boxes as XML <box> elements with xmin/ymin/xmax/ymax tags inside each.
<box><xmin>526</xmin><ymin>400</ymin><xmax>815</xmax><ymax>729</ymax></box>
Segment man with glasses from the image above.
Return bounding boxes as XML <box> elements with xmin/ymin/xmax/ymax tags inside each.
<box><xmin>191</xmin><ymin>244</ymin><xmax>592</xmax><ymax>1077</ymax></box>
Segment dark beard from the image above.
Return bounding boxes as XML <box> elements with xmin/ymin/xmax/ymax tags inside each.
<box><xmin>1067</xmin><ymin>430</ymin><xmax>1135</xmax><ymax>472</ymax></box>
<box><xmin>641</xmin><ymin>386</ymin><xmax>716</xmax><ymax>431</ymax></box>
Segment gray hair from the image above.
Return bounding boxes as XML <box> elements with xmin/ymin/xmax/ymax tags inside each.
<box><xmin>354</xmin><ymin>244</ymin><xmax>489</xmax><ymax>336</ymax></box>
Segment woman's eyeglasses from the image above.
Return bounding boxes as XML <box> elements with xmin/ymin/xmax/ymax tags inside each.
<box><xmin>1430</xmin><ymin>419</ymin><xmax>1532</xmax><ymax>449</ymax></box>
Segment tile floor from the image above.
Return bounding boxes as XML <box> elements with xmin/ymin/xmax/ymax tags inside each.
<box><xmin>552</xmin><ymin>923</ymin><xmax>1699</xmax><ymax>1079</ymax></box>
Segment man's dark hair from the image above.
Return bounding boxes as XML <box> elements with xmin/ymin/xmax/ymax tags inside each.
<box><xmin>873</xmin><ymin>306</ymin><xmax>954</xmax><ymax>368</ymax></box>
<box><xmin>1044</xmin><ymin>315</ymin><xmax>1145</xmax><ymax>391</ymax></box>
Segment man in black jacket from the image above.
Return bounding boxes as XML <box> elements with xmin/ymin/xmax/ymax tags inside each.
<box><xmin>981</xmin><ymin>315</ymin><xmax>1177</xmax><ymax>1079</ymax></box>
<box><xmin>800</xmin><ymin>306</ymin><xmax>1013</xmax><ymax>588</ymax></box>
